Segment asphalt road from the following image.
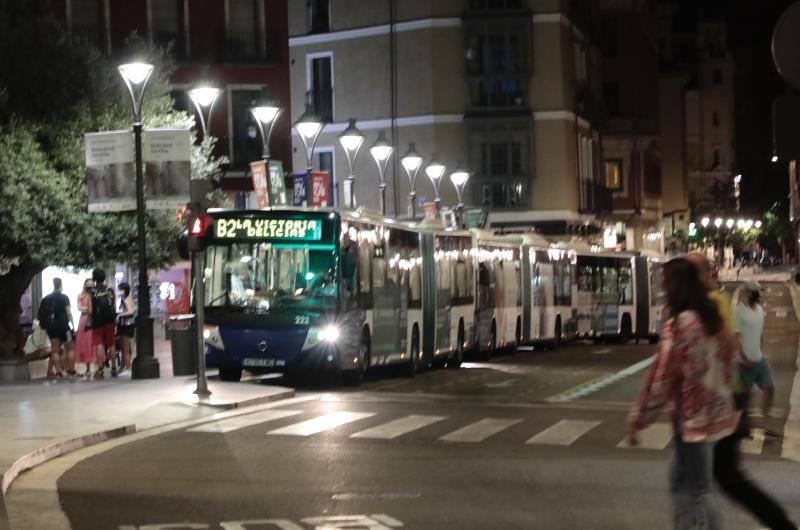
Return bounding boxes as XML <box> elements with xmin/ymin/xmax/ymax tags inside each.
<box><xmin>45</xmin><ymin>283</ymin><xmax>800</xmax><ymax>529</ymax></box>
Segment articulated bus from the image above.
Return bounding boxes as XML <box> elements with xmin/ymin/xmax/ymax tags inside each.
<box><xmin>197</xmin><ymin>207</ymin><xmax>663</xmax><ymax>383</ymax></box>
<box><xmin>201</xmin><ymin>207</ymin><xmax>472</xmax><ymax>382</ymax></box>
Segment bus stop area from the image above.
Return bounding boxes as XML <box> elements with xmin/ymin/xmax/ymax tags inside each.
<box><xmin>0</xmin><ymin>341</ymin><xmax>294</xmax><ymax>529</ymax></box>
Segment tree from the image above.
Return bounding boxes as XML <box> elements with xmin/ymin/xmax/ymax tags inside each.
<box><xmin>0</xmin><ymin>17</ymin><xmax>226</xmax><ymax>359</ymax></box>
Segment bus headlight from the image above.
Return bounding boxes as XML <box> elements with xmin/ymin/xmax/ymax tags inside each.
<box><xmin>203</xmin><ymin>325</ymin><xmax>225</xmax><ymax>350</ymax></box>
<box><xmin>318</xmin><ymin>325</ymin><xmax>340</xmax><ymax>343</ymax></box>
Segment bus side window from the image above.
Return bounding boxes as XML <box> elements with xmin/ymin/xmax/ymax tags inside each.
<box><xmin>478</xmin><ymin>262</ymin><xmax>490</xmax><ymax>310</ymax></box>
<box><xmin>619</xmin><ymin>266</ymin><xmax>633</xmax><ymax>305</ymax></box>
<box><xmin>562</xmin><ymin>264</ymin><xmax>572</xmax><ymax>306</ymax></box>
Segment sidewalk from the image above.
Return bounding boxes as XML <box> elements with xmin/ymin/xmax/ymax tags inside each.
<box><xmin>0</xmin><ymin>347</ymin><xmax>294</xmax><ymax>529</ymax></box>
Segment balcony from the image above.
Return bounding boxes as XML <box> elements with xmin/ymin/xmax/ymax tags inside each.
<box><xmin>218</xmin><ymin>30</ymin><xmax>277</xmax><ymax>63</ymax></box>
<box><xmin>581</xmin><ymin>181</ymin><xmax>613</xmax><ymax>214</ymax></box>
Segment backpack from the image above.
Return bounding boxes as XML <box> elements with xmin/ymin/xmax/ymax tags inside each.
<box><xmin>37</xmin><ymin>295</ymin><xmax>56</xmax><ymax>331</ymax></box>
<box><xmin>91</xmin><ymin>288</ymin><xmax>116</xmax><ymax>327</ymax></box>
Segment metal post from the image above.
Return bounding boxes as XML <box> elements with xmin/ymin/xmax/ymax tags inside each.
<box><xmin>346</xmin><ymin>175</ymin><xmax>355</xmax><ymax>208</ymax></box>
<box><xmin>379</xmin><ymin>182</ymin><xmax>387</xmax><ymax>215</ymax></box>
<box><xmin>131</xmin><ymin>121</ymin><xmax>159</xmax><ymax>379</ymax></box>
<box><xmin>434</xmin><ymin>196</ymin><xmax>441</xmax><ymax>214</ymax></box>
<box><xmin>194</xmin><ymin>250</ymin><xmax>210</xmax><ymax>397</ymax></box>
<box><xmin>408</xmin><ymin>191</ymin><xmax>416</xmax><ymax>219</ymax></box>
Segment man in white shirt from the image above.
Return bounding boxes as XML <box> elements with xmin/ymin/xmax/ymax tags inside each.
<box><xmin>735</xmin><ymin>281</ymin><xmax>776</xmax><ymax>430</ymax></box>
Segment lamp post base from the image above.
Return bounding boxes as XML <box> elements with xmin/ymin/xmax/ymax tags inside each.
<box><xmin>132</xmin><ymin>316</ymin><xmax>160</xmax><ymax>379</ymax></box>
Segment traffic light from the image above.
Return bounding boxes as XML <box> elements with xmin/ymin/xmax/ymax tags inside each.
<box><xmin>188</xmin><ymin>214</ymin><xmax>212</xmax><ymax>253</ymax></box>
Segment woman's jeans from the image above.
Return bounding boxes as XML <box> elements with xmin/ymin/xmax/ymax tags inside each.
<box><xmin>670</xmin><ymin>439</ymin><xmax>720</xmax><ymax>530</ymax></box>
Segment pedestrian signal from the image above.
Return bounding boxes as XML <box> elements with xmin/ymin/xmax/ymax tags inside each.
<box><xmin>188</xmin><ymin>214</ymin><xmax>212</xmax><ymax>252</ymax></box>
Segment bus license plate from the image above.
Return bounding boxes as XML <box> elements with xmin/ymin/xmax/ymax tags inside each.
<box><xmin>243</xmin><ymin>358</ymin><xmax>275</xmax><ymax>368</ymax></box>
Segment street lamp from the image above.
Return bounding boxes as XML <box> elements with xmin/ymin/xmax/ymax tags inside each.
<box><xmin>400</xmin><ymin>143</ymin><xmax>423</xmax><ymax>219</ymax></box>
<box><xmin>701</xmin><ymin>217</ymin><xmax>710</xmax><ymax>228</ymax></box>
<box><xmin>369</xmin><ymin>130</ymin><xmax>394</xmax><ymax>215</ymax></box>
<box><xmin>449</xmin><ymin>164</ymin><xmax>470</xmax><ymax>227</ymax></box>
<box><xmin>118</xmin><ymin>61</ymin><xmax>159</xmax><ymax>379</ymax></box>
<box><xmin>250</xmin><ymin>93</ymin><xmax>282</xmax><ymax>160</ymax></box>
<box><xmin>338</xmin><ymin>119</ymin><xmax>365</xmax><ymax>208</ymax></box>
<box><xmin>755</xmin><ymin>220</ymin><xmax>763</xmax><ymax>228</ymax></box>
<box><xmin>425</xmin><ymin>153</ymin><xmax>446</xmax><ymax>212</ymax></box>
<box><xmin>294</xmin><ymin>103</ymin><xmax>325</xmax><ymax>173</ymax></box>
<box><xmin>726</xmin><ymin>218</ymin><xmax>735</xmax><ymax>229</ymax></box>
<box><xmin>714</xmin><ymin>218</ymin><xmax>723</xmax><ymax>228</ymax></box>
<box><xmin>188</xmin><ymin>83</ymin><xmax>222</xmax><ymax>138</ymax></box>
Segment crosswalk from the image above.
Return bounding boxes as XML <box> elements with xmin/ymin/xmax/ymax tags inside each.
<box><xmin>187</xmin><ymin>408</ymin><xmax>775</xmax><ymax>455</ymax></box>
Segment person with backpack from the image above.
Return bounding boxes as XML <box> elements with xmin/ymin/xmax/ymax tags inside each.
<box><xmin>38</xmin><ymin>278</ymin><xmax>74</xmax><ymax>379</ymax></box>
<box><xmin>90</xmin><ymin>268</ymin><xmax>117</xmax><ymax>378</ymax></box>
<box><xmin>116</xmin><ymin>282</ymin><xmax>135</xmax><ymax>374</ymax></box>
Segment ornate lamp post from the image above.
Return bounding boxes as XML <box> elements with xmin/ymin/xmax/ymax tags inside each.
<box><xmin>250</xmin><ymin>93</ymin><xmax>282</xmax><ymax>160</ymax></box>
<box><xmin>449</xmin><ymin>164</ymin><xmax>470</xmax><ymax>227</ymax></box>
<box><xmin>118</xmin><ymin>61</ymin><xmax>159</xmax><ymax>379</ymax></box>
<box><xmin>424</xmin><ymin>153</ymin><xmax>446</xmax><ymax>212</ymax></box>
<box><xmin>187</xmin><ymin>83</ymin><xmax>222</xmax><ymax>138</ymax></box>
<box><xmin>338</xmin><ymin>119</ymin><xmax>365</xmax><ymax>208</ymax></box>
<box><xmin>400</xmin><ymin>143</ymin><xmax>422</xmax><ymax>219</ymax></box>
<box><xmin>369</xmin><ymin>131</ymin><xmax>394</xmax><ymax>215</ymax></box>
<box><xmin>294</xmin><ymin>103</ymin><xmax>325</xmax><ymax>174</ymax></box>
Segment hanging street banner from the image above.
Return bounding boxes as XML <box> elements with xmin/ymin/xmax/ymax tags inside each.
<box><xmin>293</xmin><ymin>172</ymin><xmax>308</xmax><ymax>206</ymax></box>
<box><xmin>268</xmin><ymin>160</ymin><xmax>288</xmax><ymax>206</ymax></box>
<box><xmin>85</xmin><ymin>130</ymin><xmax>136</xmax><ymax>212</ymax></box>
<box><xmin>310</xmin><ymin>170</ymin><xmax>330</xmax><ymax>207</ymax></box>
<box><xmin>251</xmin><ymin>160</ymin><xmax>270</xmax><ymax>208</ymax></box>
<box><xmin>143</xmin><ymin>128</ymin><xmax>192</xmax><ymax>210</ymax></box>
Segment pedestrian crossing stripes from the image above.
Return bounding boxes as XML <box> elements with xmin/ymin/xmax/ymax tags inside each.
<box><xmin>187</xmin><ymin>410</ymin><xmax>772</xmax><ymax>455</ymax></box>
<box><xmin>439</xmin><ymin>418</ymin><xmax>521</xmax><ymax>443</ymax></box>
<box><xmin>526</xmin><ymin>420</ymin><xmax>600</xmax><ymax>446</ymax></box>
<box><xmin>351</xmin><ymin>415</ymin><xmax>446</xmax><ymax>440</ymax></box>
<box><xmin>267</xmin><ymin>411</ymin><xmax>375</xmax><ymax>436</ymax></box>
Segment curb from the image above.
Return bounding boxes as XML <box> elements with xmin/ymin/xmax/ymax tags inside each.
<box><xmin>181</xmin><ymin>387</ymin><xmax>295</xmax><ymax>410</ymax></box>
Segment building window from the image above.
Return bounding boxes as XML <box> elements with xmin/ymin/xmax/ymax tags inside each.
<box><xmin>309</xmin><ymin>54</ymin><xmax>333</xmax><ymax>122</ymax></box>
<box><xmin>152</xmin><ymin>0</ymin><xmax>186</xmax><ymax>58</ymax></box>
<box><xmin>469</xmin><ymin>123</ymin><xmax>530</xmax><ymax>209</ymax></box>
<box><xmin>602</xmin><ymin>18</ymin><xmax>619</xmax><ymax>58</ymax></box>
<box><xmin>712</xmin><ymin>68</ymin><xmax>723</xmax><ymax>85</ymax></box>
<box><xmin>70</xmin><ymin>0</ymin><xmax>106</xmax><ymax>50</ymax></box>
<box><xmin>712</xmin><ymin>111</ymin><xmax>719</xmax><ymax>127</ymax></box>
<box><xmin>465</xmin><ymin>21</ymin><xmax>528</xmax><ymax>109</ymax></box>
<box><xmin>712</xmin><ymin>147</ymin><xmax>720</xmax><ymax>168</ymax></box>
<box><xmin>224</xmin><ymin>0</ymin><xmax>264</xmax><ymax>62</ymax></box>
<box><xmin>604</xmin><ymin>160</ymin><xmax>623</xmax><ymax>190</ymax></box>
<box><xmin>230</xmin><ymin>89</ymin><xmax>264</xmax><ymax>169</ymax></box>
<box><xmin>603</xmin><ymin>83</ymin><xmax>620</xmax><ymax>117</ymax></box>
<box><xmin>307</xmin><ymin>0</ymin><xmax>330</xmax><ymax>34</ymax></box>
<box><xmin>169</xmin><ymin>89</ymin><xmax>191</xmax><ymax>114</ymax></box>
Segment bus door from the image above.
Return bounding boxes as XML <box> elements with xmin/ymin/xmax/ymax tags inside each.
<box><xmin>370</xmin><ymin>226</ymin><xmax>402</xmax><ymax>364</ymax></box>
<box><xmin>420</xmin><ymin>232</ymin><xmax>437</xmax><ymax>366</ymax></box>
<box><xmin>633</xmin><ymin>257</ymin><xmax>649</xmax><ymax>337</ymax></box>
<box><xmin>521</xmin><ymin>245</ymin><xmax>532</xmax><ymax>342</ymax></box>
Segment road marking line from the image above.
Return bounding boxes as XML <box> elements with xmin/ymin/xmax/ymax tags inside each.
<box><xmin>439</xmin><ymin>418</ymin><xmax>521</xmax><ymax>443</ymax></box>
<box><xmin>741</xmin><ymin>430</ymin><xmax>765</xmax><ymax>455</ymax></box>
<box><xmin>526</xmin><ymin>419</ymin><xmax>601</xmax><ymax>446</ymax></box>
<box><xmin>188</xmin><ymin>410</ymin><xmax>303</xmax><ymax>433</ymax></box>
<box><xmin>618</xmin><ymin>422</ymin><xmax>673</xmax><ymax>450</ymax></box>
<box><xmin>268</xmin><ymin>411</ymin><xmax>375</xmax><ymax>436</ymax></box>
<box><xmin>350</xmin><ymin>415</ymin><xmax>446</xmax><ymax>440</ymax></box>
<box><xmin>547</xmin><ymin>356</ymin><xmax>655</xmax><ymax>403</ymax></box>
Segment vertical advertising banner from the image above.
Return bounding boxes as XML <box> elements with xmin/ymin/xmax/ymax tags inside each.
<box><xmin>268</xmin><ymin>160</ymin><xmax>288</xmax><ymax>206</ymax></box>
<box><xmin>310</xmin><ymin>170</ymin><xmax>330</xmax><ymax>207</ymax></box>
<box><xmin>250</xmin><ymin>160</ymin><xmax>270</xmax><ymax>208</ymax></box>
<box><xmin>293</xmin><ymin>172</ymin><xmax>308</xmax><ymax>206</ymax></box>
<box><xmin>85</xmin><ymin>131</ymin><xmax>136</xmax><ymax>212</ymax></box>
<box><xmin>143</xmin><ymin>128</ymin><xmax>192</xmax><ymax>210</ymax></box>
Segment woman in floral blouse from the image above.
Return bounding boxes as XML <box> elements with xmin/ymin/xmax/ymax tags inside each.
<box><xmin>628</xmin><ymin>257</ymin><xmax>739</xmax><ymax>530</ymax></box>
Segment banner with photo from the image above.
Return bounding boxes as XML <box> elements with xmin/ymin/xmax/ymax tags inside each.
<box><xmin>251</xmin><ymin>160</ymin><xmax>270</xmax><ymax>208</ymax></box>
<box><xmin>143</xmin><ymin>128</ymin><xmax>192</xmax><ymax>210</ymax></box>
<box><xmin>268</xmin><ymin>160</ymin><xmax>288</xmax><ymax>206</ymax></box>
<box><xmin>85</xmin><ymin>131</ymin><xmax>136</xmax><ymax>212</ymax></box>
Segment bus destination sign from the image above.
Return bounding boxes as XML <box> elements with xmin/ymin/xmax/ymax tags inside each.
<box><xmin>215</xmin><ymin>217</ymin><xmax>323</xmax><ymax>241</ymax></box>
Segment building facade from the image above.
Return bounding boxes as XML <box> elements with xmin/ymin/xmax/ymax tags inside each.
<box><xmin>288</xmin><ymin>0</ymin><xmax>609</xmax><ymax>237</ymax></box>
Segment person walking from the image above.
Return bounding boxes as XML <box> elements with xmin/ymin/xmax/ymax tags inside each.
<box><xmin>685</xmin><ymin>255</ymin><xmax>797</xmax><ymax>530</ymax></box>
<box><xmin>116</xmin><ymin>282</ymin><xmax>135</xmax><ymax>374</ymax></box>
<box><xmin>90</xmin><ymin>269</ymin><xmax>117</xmax><ymax>378</ymax></box>
<box><xmin>74</xmin><ymin>278</ymin><xmax>96</xmax><ymax>377</ymax></box>
<box><xmin>628</xmin><ymin>257</ymin><xmax>739</xmax><ymax>530</ymax></box>
<box><xmin>38</xmin><ymin>278</ymin><xmax>75</xmax><ymax>379</ymax></box>
<box><xmin>736</xmin><ymin>281</ymin><xmax>778</xmax><ymax>430</ymax></box>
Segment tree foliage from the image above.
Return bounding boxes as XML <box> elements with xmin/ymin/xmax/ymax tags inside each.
<box><xmin>0</xmin><ymin>14</ymin><xmax>225</xmax><ymax>358</ymax></box>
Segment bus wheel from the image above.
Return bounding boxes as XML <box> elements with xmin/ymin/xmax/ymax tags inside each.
<box><xmin>648</xmin><ymin>334</ymin><xmax>659</xmax><ymax>345</ymax></box>
<box><xmin>619</xmin><ymin>315</ymin><xmax>632</xmax><ymax>344</ymax></box>
<box><xmin>447</xmin><ymin>322</ymin><xmax>464</xmax><ymax>369</ymax></box>
<box><xmin>552</xmin><ymin>318</ymin><xmax>562</xmax><ymax>349</ymax></box>
<box><xmin>405</xmin><ymin>328</ymin><xmax>420</xmax><ymax>377</ymax></box>
<box><xmin>343</xmin><ymin>332</ymin><xmax>369</xmax><ymax>386</ymax></box>
<box><xmin>219</xmin><ymin>365</ymin><xmax>242</xmax><ymax>382</ymax></box>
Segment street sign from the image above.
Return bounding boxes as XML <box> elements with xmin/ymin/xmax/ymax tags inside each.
<box><xmin>84</xmin><ymin>130</ymin><xmax>135</xmax><ymax>212</ymax></box>
<box><xmin>143</xmin><ymin>128</ymin><xmax>192</xmax><ymax>210</ymax></box>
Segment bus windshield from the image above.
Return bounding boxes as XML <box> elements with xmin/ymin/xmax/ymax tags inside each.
<box><xmin>205</xmin><ymin>242</ymin><xmax>338</xmax><ymax>312</ymax></box>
